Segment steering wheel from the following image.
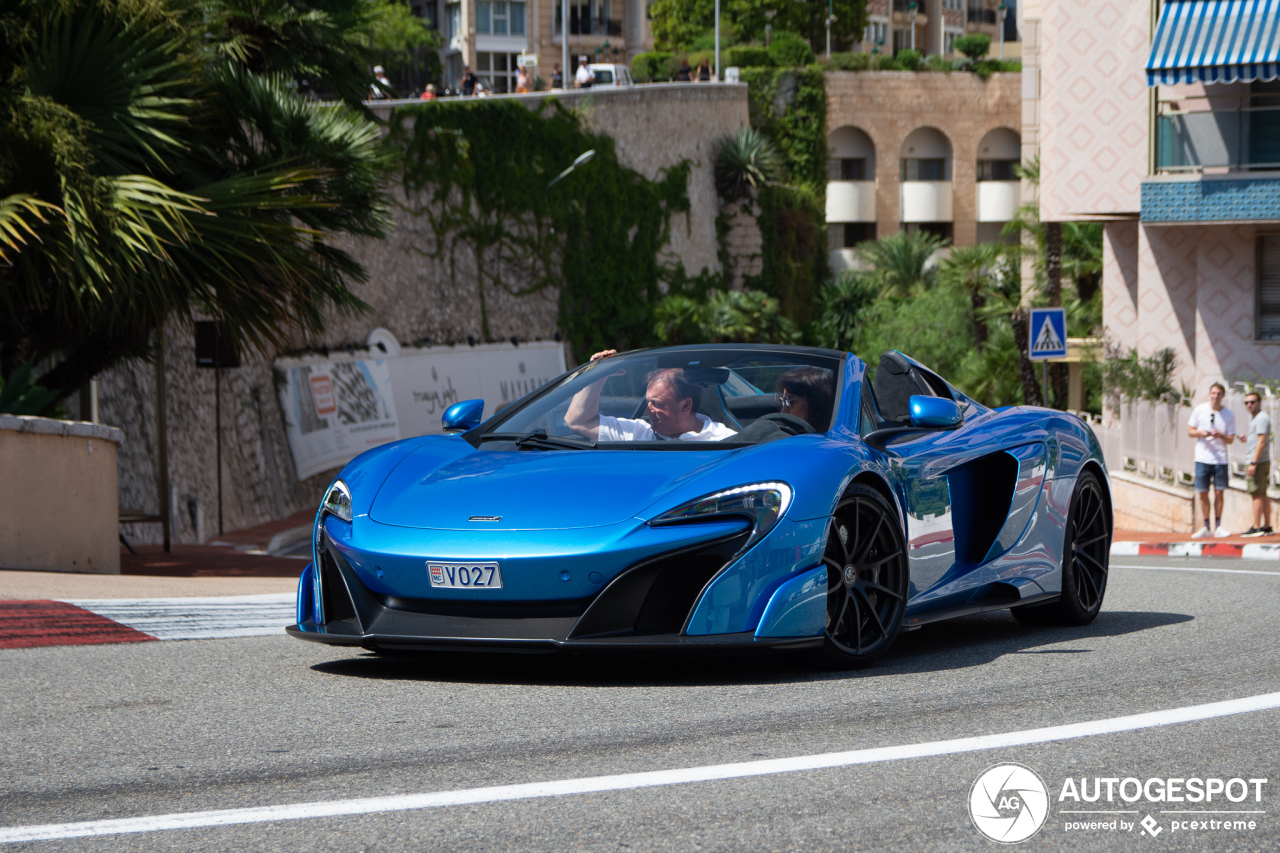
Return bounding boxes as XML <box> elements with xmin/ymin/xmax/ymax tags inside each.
<box><xmin>755</xmin><ymin>412</ymin><xmax>814</xmax><ymax>435</ymax></box>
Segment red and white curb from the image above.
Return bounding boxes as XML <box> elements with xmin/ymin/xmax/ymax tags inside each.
<box><xmin>1111</xmin><ymin>541</ymin><xmax>1280</xmax><ymax>560</ymax></box>
<box><xmin>0</xmin><ymin>593</ymin><xmax>294</xmax><ymax>650</ymax></box>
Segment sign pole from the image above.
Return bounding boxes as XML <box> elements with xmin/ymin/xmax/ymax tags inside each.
<box><xmin>216</xmin><ymin>364</ymin><xmax>223</xmax><ymax>535</ymax></box>
<box><xmin>1042</xmin><ymin>360</ymin><xmax>1049</xmax><ymax>408</ymax></box>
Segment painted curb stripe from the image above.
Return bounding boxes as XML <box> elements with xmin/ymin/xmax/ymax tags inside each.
<box><xmin>64</xmin><ymin>594</ymin><xmax>294</xmax><ymax>641</ymax></box>
<box><xmin>0</xmin><ymin>601</ymin><xmax>155</xmax><ymax>650</ymax></box>
<box><xmin>1112</xmin><ymin>563</ymin><xmax>1280</xmax><ymax>577</ymax></box>
<box><xmin>3</xmin><ymin>691</ymin><xmax>1279</xmax><ymax>843</ymax></box>
<box><xmin>1111</xmin><ymin>541</ymin><xmax>1280</xmax><ymax>560</ymax></box>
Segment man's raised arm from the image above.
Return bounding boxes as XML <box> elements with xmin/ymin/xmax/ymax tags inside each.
<box><xmin>564</xmin><ymin>350</ymin><xmax>619</xmax><ymax>440</ymax></box>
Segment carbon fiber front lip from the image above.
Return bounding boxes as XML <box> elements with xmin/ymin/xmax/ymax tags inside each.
<box><xmin>285</xmin><ymin>623</ymin><xmax>821</xmax><ymax>652</ymax></box>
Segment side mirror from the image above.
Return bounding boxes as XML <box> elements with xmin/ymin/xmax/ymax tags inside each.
<box><xmin>908</xmin><ymin>395</ymin><xmax>963</xmax><ymax>429</ymax></box>
<box><xmin>442</xmin><ymin>399</ymin><xmax>484</xmax><ymax>432</ymax></box>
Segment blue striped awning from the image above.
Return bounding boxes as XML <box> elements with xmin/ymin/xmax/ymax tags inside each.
<box><xmin>1147</xmin><ymin>0</ymin><xmax>1280</xmax><ymax>85</ymax></box>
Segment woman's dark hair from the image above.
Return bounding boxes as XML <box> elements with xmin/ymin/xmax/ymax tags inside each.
<box><xmin>776</xmin><ymin>367</ymin><xmax>835</xmax><ymax>430</ymax></box>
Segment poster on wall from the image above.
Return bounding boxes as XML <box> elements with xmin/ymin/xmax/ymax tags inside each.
<box><xmin>277</xmin><ymin>359</ymin><xmax>400</xmax><ymax>480</ymax></box>
<box><xmin>276</xmin><ymin>340</ymin><xmax>567</xmax><ymax>481</ymax></box>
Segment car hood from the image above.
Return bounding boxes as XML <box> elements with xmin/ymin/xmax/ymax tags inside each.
<box><xmin>368</xmin><ymin>440</ymin><xmax>740</xmax><ymax>530</ymax></box>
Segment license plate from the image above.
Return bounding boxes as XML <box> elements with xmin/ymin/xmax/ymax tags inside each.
<box><xmin>427</xmin><ymin>562</ymin><xmax>503</xmax><ymax>589</ymax></box>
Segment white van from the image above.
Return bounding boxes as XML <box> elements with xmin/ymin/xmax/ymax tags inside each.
<box><xmin>586</xmin><ymin>64</ymin><xmax>634</xmax><ymax>87</ymax></box>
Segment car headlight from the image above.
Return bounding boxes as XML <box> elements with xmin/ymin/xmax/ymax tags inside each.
<box><xmin>649</xmin><ymin>482</ymin><xmax>792</xmax><ymax>548</ymax></box>
<box><xmin>321</xmin><ymin>479</ymin><xmax>353</xmax><ymax>523</ymax></box>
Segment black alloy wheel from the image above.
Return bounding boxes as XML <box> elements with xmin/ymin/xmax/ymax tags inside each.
<box><xmin>1014</xmin><ymin>470</ymin><xmax>1111</xmax><ymax>626</ymax></box>
<box><xmin>819</xmin><ymin>484</ymin><xmax>910</xmax><ymax>669</ymax></box>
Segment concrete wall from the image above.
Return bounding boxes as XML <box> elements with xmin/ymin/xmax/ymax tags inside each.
<box><xmin>825</xmin><ymin>71</ymin><xmax>1021</xmax><ymax>247</ymax></box>
<box><xmin>1110</xmin><ymin>471</ymin><xmax>1267</xmax><ymax>534</ymax></box>
<box><xmin>0</xmin><ymin>416</ymin><xmax>123</xmax><ymax>573</ymax></box>
<box><xmin>93</xmin><ymin>85</ymin><xmax>750</xmax><ymax>546</ymax></box>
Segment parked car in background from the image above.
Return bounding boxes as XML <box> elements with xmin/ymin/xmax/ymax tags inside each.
<box><xmin>587</xmin><ymin>64</ymin><xmax>634</xmax><ymax>87</ymax></box>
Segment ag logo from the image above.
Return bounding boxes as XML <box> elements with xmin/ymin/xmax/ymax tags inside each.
<box><xmin>969</xmin><ymin>763</ymin><xmax>1050</xmax><ymax>843</ymax></box>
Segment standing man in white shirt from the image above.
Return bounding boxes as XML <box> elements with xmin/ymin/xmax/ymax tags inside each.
<box><xmin>1237</xmin><ymin>391</ymin><xmax>1272</xmax><ymax>536</ymax></box>
<box><xmin>1187</xmin><ymin>382</ymin><xmax>1236</xmax><ymax>538</ymax></box>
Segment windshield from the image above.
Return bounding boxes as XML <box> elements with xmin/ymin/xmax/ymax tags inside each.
<box><xmin>473</xmin><ymin>347</ymin><xmax>843</xmax><ymax>450</ymax></box>
<box><xmin>592</xmin><ymin>68</ymin><xmax>614</xmax><ymax>83</ymax></box>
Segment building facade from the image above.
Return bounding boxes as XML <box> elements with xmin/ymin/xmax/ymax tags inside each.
<box><xmin>1036</xmin><ymin>0</ymin><xmax>1280</xmax><ymax>397</ymax></box>
<box><xmin>421</xmin><ymin>0</ymin><xmax>652</xmax><ymax>90</ymax></box>
<box><xmin>824</xmin><ymin>70</ymin><xmax>1022</xmax><ymax>270</ymax></box>
<box><xmin>858</xmin><ymin>0</ymin><xmax>1020</xmax><ymax>58</ymax></box>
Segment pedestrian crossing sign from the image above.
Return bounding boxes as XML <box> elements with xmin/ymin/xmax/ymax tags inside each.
<box><xmin>1029</xmin><ymin>307</ymin><xmax>1067</xmax><ymax>360</ymax></box>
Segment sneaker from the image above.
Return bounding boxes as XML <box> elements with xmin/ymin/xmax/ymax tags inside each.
<box><xmin>1192</xmin><ymin>526</ymin><xmax>1212</xmax><ymax>539</ymax></box>
<box><xmin>1213</xmin><ymin>526</ymin><xmax>1231</xmax><ymax>538</ymax></box>
<box><xmin>1242</xmin><ymin>527</ymin><xmax>1265</xmax><ymax>537</ymax></box>
<box><xmin>1265</xmin><ymin>527</ymin><xmax>1275</xmax><ymax>536</ymax></box>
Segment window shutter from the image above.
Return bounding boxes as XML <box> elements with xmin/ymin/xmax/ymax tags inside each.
<box><xmin>1259</xmin><ymin>236</ymin><xmax>1280</xmax><ymax>340</ymax></box>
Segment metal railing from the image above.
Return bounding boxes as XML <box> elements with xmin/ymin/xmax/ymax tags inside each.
<box><xmin>1155</xmin><ymin>95</ymin><xmax>1280</xmax><ymax>173</ymax></box>
<box><xmin>1092</xmin><ymin>385</ymin><xmax>1280</xmax><ymax>490</ymax></box>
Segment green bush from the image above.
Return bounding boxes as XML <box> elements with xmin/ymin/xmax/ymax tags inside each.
<box><xmin>924</xmin><ymin>54</ymin><xmax>953</xmax><ymax>72</ymax></box>
<box><xmin>632</xmin><ymin>51</ymin><xmax>676</xmax><ymax>82</ymax></box>
<box><xmin>953</xmin><ymin>34</ymin><xmax>991</xmax><ymax>62</ymax></box>
<box><xmin>828</xmin><ymin>52</ymin><xmax>872</xmax><ymax>71</ymax></box>
<box><xmin>726</xmin><ymin>45</ymin><xmax>772</xmax><ymax>68</ymax></box>
<box><xmin>896</xmin><ymin>49</ymin><xmax>923</xmax><ymax>71</ymax></box>
<box><xmin>876</xmin><ymin>55</ymin><xmax>903</xmax><ymax>70</ymax></box>
<box><xmin>769</xmin><ymin>35</ymin><xmax>815</xmax><ymax>67</ymax></box>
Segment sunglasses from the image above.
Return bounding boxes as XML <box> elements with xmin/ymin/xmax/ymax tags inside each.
<box><xmin>779</xmin><ymin>393</ymin><xmax>797</xmax><ymax>409</ymax></box>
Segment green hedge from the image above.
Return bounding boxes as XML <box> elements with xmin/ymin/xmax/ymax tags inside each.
<box><xmin>768</xmin><ymin>35</ymin><xmax>815</xmax><ymax>67</ymax></box>
<box><xmin>726</xmin><ymin>46</ymin><xmax>771</xmax><ymax>68</ymax></box>
<box><xmin>631</xmin><ymin>51</ymin><xmax>676</xmax><ymax>82</ymax></box>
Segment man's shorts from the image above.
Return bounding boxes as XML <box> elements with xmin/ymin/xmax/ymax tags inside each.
<box><xmin>1247</xmin><ymin>461</ymin><xmax>1271</xmax><ymax>496</ymax></box>
<box><xmin>1195</xmin><ymin>462</ymin><xmax>1229</xmax><ymax>492</ymax></box>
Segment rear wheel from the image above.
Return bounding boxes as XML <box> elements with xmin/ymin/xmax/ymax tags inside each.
<box><xmin>818</xmin><ymin>485</ymin><xmax>909</xmax><ymax>669</ymax></box>
<box><xmin>1013</xmin><ymin>470</ymin><xmax>1110</xmax><ymax>626</ymax></box>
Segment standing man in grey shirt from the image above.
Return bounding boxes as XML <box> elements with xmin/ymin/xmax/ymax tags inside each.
<box><xmin>1238</xmin><ymin>392</ymin><xmax>1272</xmax><ymax>536</ymax></box>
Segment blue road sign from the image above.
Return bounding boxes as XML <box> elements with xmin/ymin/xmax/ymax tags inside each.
<box><xmin>1029</xmin><ymin>307</ymin><xmax>1068</xmax><ymax>361</ymax></box>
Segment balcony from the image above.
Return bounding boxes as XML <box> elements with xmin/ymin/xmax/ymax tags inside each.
<box><xmin>976</xmin><ymin>181</ymin><xmax>1019</xmax><ymax>222</ymax></box>
<box><xmin>901</xmin><ymin>181</ymin><xmax>953</xmax><ymax>222</ymax></box>
<box><xmin>826</xmin><ymin>181</ymin><xmax>877</xmax><ymax>223</ymax></box>
<box><xmin>1155</xmin><ymin>96</ymin><xmax>1280</xmax><ymax>174</ymax></box>
<box><xmin>967</xmin><ymin>7</ymin><xmax>997</xmax><ymax>24</ymax></box>
<box><xmin>554</xmin><ymin>17</ymin><xmax>622</xmax><ymax>37</ymax></box>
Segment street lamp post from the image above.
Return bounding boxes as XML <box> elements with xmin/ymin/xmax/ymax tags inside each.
<box><xmin>826</xmin><ymin>0</ymin><xmax>833</xmax><ymax>58</ymax></box>
<box><xmin>998</xmin><ymin>2</ymin><xmax>1008</xmax><ymax>60</ymax></box>
<box><xmin>715</xmin><ymin>0</ymin><xmax>720</xmax><ymax>81</ymax></box>
<box><xmin>561</xmin><ymin>0</ymin><xmax>568</xmax><ymax>88</ymax></box>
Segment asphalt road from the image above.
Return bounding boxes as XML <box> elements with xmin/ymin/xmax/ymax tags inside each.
<box><xmin>2</xmin><ymin>555</ymin><xmax>1278</xmax><ymax>852</ymax></box>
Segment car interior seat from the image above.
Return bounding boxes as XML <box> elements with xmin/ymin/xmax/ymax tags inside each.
<box><xmin>871</xmin><ymin>351</ymin><xmax>952</xmax><ymax>425</ymax></box>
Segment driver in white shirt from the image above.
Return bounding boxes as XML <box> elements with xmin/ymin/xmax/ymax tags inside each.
<box><xmin>565</xmin><ymin>350</ymin><xmax>737</xmax><ymax>441</ymax></box>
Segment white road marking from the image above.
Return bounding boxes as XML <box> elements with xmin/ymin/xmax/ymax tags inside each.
<box><xmin>1112</xmin><ymin>564</ymin><xmax>1280</xmax><ymax>577</ymax></box>
<box><xmin>3</xmin><ymin>691</ymin><xmax>1279</xmax><ymax>843</ymax></box>
<box><xmin>61</xmin><ymin>594</ymin><xmax>294</xmax><ymax>641</ymax></box>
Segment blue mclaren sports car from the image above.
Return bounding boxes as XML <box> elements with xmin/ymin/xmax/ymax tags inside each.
<box><xmin>287</xmin><ymin>345</ymin><xmax>1112</xmax><ymax>668</ymax></box>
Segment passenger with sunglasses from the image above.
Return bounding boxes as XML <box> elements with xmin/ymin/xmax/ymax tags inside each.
<box><xmin>776</xmin><ymin>367</ymin><xmax>835</xmax><ymax>432</ymax></box>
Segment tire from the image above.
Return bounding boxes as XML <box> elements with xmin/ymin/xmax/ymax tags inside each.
<box><xmin>818</xmin><ymin>484</ymin><xmax>910</xmax><ymax>669</ymax></box>
<box><xmin>1013</xmin><ymin>470</ymin><xmax>1111</xmax><ymax>627</ymax></box>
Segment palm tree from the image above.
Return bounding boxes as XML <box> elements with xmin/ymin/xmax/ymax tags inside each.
<box><xmin>938</xmin><ymin>242</ymin><xmax>1005</xmax><ymax>348</ymax></box>
<box><xmin>712</xmin><ymin>127</ymin><xmax>784</xmax><ymax>202</ymax></box>
<box><xmin>0</xmin><ymin>0</ymin><xmax>391</xmax><ymax>397</ymax></box>
<box><xmin>853</xmin><ymin>229</ymin><xmax>946</xmax><ymax>298</ymax></box>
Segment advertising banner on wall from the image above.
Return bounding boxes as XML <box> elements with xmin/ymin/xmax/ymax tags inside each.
<box><xmin>276</xmin><ymin>340</ymin><xmax>567</xmax><ymax>481</ymax></box>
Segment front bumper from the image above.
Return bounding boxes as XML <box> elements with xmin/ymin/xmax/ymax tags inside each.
<box><xmin>289</xmin><ymin>521</ymin><xmax>825</xmax><ymax>654</ymax></box>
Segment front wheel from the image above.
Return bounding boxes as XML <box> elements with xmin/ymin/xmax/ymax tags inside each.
<box><xmin>818</xmin><ymin>485</ymin><xmax>910</xmax><ymax>669</ymax></box>
<box><xmin>1013</xmin><ymin>470</ymin><xmax>1111</xmax><ymax>626</ymax></box>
